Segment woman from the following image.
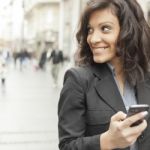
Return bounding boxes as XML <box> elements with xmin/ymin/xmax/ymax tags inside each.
<box><xmin>58</xmin><ymin>0</ymin><xmax>150</xmax><ymax>150</ymax></box>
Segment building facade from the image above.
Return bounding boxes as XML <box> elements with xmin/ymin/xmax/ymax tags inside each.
<box><xmin>0</xmin><ymin>0</ymin><xmax>150</xmax><ymax>56</ymax></box>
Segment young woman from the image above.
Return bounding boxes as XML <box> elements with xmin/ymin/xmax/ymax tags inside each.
<box><xmin>58</xmin><ymin>0</ymin><xmax>150</xmax><ymax>149</ymax></box>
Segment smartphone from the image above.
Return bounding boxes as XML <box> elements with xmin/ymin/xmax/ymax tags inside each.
<box><xmin>127</xmin><ymin>104</ymin><xmax>149</xmax><ymax>127</ymax></box>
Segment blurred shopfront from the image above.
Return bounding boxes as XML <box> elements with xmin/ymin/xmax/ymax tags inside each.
<box><xmin>0</xmin><ymin>0</ymin><xmax>150</xmax><ymax>60</ymax></box>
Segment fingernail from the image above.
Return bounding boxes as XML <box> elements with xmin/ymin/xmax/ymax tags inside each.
<box><xmin>141</xmin><ymin>111</ymin><xmax>148</xmax><ymax>117</ymax></box>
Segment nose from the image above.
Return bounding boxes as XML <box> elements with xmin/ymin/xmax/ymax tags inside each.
<box><xmin>90</xmin><ymin>31</ymin><xmax>102</xmax><ymax>44</ymax></box>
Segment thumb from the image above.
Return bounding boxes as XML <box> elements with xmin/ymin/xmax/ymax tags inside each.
<box><xmin>111</xmin><ymin>111</ymin><xmax>127</xmax><ymax>122</ymax></box>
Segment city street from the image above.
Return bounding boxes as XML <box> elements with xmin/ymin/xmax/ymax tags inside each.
<box><xmin>0</xmin><ymin>66</ymin><xmax>66</xmax><ymax>150</ymax></box>
<box><xmin>0</xmin><ymin>0</ymin><xmax>149</xmax><ymax>150</ymax></box>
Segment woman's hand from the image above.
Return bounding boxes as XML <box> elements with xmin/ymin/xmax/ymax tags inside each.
<box><xmin>100</xmin><ymin>111</ymin><xmax>148</xmax><ymax>150</ymax></box>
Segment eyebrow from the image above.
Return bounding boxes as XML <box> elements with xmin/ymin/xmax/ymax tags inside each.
<box><xmin>100</xmin><ymin>21</ymin><xmax>115</xmax><ymax>25</ymax></box>
<box><xmin>88</xmin><ymin>21</ymin><xmax>115</xmax><ymax>27</ymax></box>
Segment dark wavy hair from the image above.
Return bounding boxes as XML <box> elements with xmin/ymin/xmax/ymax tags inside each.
<box><xmin>75</xmin><ymin>0</ymin><xmax>150</xmax><ymax>86</ymax></box>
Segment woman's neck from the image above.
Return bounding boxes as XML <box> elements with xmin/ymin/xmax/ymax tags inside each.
<box><xmin>109</xmin><ymin>58</ymin><xmax>123</xmax><ymax>76</ymax></box>
<box><xmin>109</xmin><ymin>58</ymin><xmax>125</xmax><ymax>96</ymax></box>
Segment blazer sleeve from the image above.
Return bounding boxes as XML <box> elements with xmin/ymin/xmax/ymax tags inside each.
<box><xmin>58</xmin><ymin>68</ymin><xmax>101</xmax><ymax>150</ymax></box>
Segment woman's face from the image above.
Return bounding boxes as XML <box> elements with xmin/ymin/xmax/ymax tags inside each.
<box><xmin>87</xmin><ymin>8</ymin><xmax>120</xmax><ymax>64</ymax></box>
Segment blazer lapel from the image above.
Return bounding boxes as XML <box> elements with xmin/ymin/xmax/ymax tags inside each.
<box><xmin>92</xmin><ymin>63</ymin><xmax>126</xmax><ymax>113</ymax></box>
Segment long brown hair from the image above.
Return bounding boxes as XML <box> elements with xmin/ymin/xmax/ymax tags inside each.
<box><xmin>75</xmin><ymin>0</ymin><xmax>150</xmax><ymax>86</ymax></box>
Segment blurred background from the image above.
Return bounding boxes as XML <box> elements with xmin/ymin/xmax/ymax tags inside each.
<box><xmin>0</xmin><ymin>0</ymin><xmax>149</xmax><ymax>150</ymax></box>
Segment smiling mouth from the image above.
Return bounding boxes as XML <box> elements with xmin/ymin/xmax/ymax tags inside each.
<box><xmin>92</xmin><ymin>46</ymin><xmax>108</xmax><ymax>49</ymax></box>
<box><xmin>92</xmin><ymin>47</ymin><xmax>108</xmax><ymax>54</ymax></box>
<box><xmin>93</xmin><ymin>47</ymin><xmax>108</xmax><ymax>51</ymax></box>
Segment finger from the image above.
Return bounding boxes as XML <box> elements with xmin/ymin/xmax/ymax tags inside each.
<box><xmin>130</xmin><ymin>119</ymin><xmax>147</xmax><ymax>133</ymax></box>
<box><xmin>123</xmin><ymin>111</ymin><xmax>148</xmax><ymax>127</ymax></box>
<box><xmin>111</xmin><ymin>111</ymin><xmax>127</xmax><ymax>122</ymax></box>
<box><xmin>124</xmin><ymin>120</ymin><xmax>147</xmax><ymax>139</ymax></box>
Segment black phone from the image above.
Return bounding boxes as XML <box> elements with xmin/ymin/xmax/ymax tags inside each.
<box><xmin>127</xmin><ymin>104</ymin><xmax>149</xmax><ymax>127</ymax></box>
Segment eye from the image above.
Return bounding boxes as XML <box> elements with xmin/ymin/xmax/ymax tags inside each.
<box><xmin>87</xmin><ymin>27</ymin><xmax>93</xmax><ymax>34</ymax></box>
<box><xmin>101</xmin><ymin>25</ymin><xmax>112</xmax><ymax>33</ymax></box>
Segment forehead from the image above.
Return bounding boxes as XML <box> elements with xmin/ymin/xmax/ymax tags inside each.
<box><xmin>88</xmin><ymin>8</ymin><xmax>119</xmax><ymax>25</ymax></box>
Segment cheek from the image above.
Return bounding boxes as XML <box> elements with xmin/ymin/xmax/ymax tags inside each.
<box><xmin>87</xmin><ymin>37</ymin><xmax>90</xmax><ymax>45</ymax></box>
<box><xmin>108</xmin><ymin>39</ymin><xmax>118</xmax><ymax>51</ymax></box>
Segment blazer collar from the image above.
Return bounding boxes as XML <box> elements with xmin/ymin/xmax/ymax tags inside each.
<box><xmin>91</xmin><ymin>63</ymin><xmax>127</xmax><ymax>113</ymax></box>
<box><xmin>90</xmin><ymin>63</ymin><xmax>150</xmax><ymax>117</ymax></box>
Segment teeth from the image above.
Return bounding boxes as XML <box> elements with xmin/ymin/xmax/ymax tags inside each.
<box><xmin>93</xmin><ymin>47</ymin><xmax>107</xmax><ymax>50</ymax></box>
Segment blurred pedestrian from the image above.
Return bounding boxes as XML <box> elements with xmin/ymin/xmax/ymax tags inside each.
<box><xmin>39</xmin><ymin>49</ymin><xmax>47</xmax><ymax>70</ymax></box>
<box><xmin>58</xmin><ymin>0</ymin><xmax>150</xmax><ymax>150</ymax></box>
<box><xmin>0</xmin><ymin>61</ymin><xmax>7</xmax><ymax>86</ymax></box>
<box><xmin>49</xmin><ymin>44</ymin><xmax>64</xmax><ymax>86</ymax></box>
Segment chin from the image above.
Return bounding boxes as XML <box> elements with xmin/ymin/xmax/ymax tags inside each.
<box><xmin>93</xmin><ymin>57</ymin><xmax>106</xmax><ymax>64</ymax></box>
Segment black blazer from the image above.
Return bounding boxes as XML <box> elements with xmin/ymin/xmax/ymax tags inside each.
<box><xmin>58</xmin><ymin>63</ymin><xmax>150</xmax><ymax>150</ymax></box>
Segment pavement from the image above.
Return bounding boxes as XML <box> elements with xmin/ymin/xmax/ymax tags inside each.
<box><xmin>0</xmin><ymin>63</ymin><xmax>70</xmax><ymax>150</ymax></box>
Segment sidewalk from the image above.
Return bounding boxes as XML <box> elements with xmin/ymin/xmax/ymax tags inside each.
<box><xmin>0</xmin><ymin>68</ymin><xmax>61</xmax><ymax>150</ymax></box>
